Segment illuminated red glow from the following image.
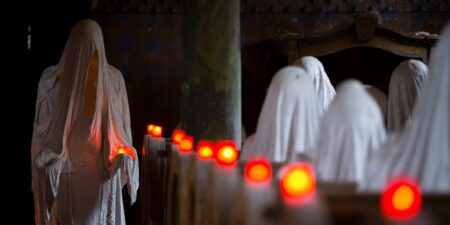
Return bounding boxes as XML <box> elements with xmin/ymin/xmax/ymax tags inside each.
<box><xmin>381</xmin><ymin>178</ymin><xmax>421</xmax><ymax>220</ymax></box>
<box><xmin>172</xmin><ymin>129</ymin><xmax>185</xmax><ymax>145</ymax></box>
<box><xmin>111</xmin><ymin>146</ymin><xmax>136</xmax><ymax>160</ymax></box>
<box><xmin>179</xmin><ymin>135</ymin><xmax>194</xmax><ymax>153</ymax></box>
<box><xmin>152</xmin><ymin>125</ymin><xmax>163</xmax><ymax>138</ymax></box>
<box><xmin>118</xmin><ymin>147</ymin><xmax>126</xmax><ymax>154</ymax></box>
<box><xmin>196</xmin><ymin>141</ymin><xmax>215</xmax><ymax>160</ymax></box>
<box><xmin>147</xmin><ymin>124</ymin><xmax>155</xmax><ymax>135</ymax></box>
<box><xmin>245</xmin><ymin>158</ymin><xmax>272</xmax><ymax>184</ymax></box>
<box><xmin>280</xmin><ymin>163</ymin><xmax>316</xmax><ymax>205</ymax></box>
<box><xmin>215</xmin><ymin>140</ymin><xmax>239</xmax><ymax>166</ymax></box>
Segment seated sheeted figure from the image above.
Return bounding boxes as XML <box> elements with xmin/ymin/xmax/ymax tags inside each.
<box><xmin>31</xmin><ymin>19</ymin><xmax>139</xmax><ymax>225</ymax></box>
<box><xmin>308</xmin><ymin>80</ymin><xmax>387</xmax><ymax>184</ymax></box>
<box><xmin>293</xmin><ymin>56</ymin><xmax>336</xmax><ymax>110</ymax></box>
<box><xmin>240</xmin><ymin>66</ymin><xmax>323</xmax><ymax>162</ymax></box>
<box><xmin>362</xmin><ymin>24</ymin><xmax>450</xmax><ymax>193</ymax></box>
<box><xmin>387</xmin><ymin>59</ymin><xmax>428</xmax><ymax>132</ymax></box>
<box><xmin>364</xmin><ymin>85</ymin><xmax>387</xmax><ymax>124</ymax></box>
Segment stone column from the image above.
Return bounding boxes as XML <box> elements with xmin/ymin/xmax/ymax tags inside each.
<box><xmin>181</xmin><ymin>0</ymin><xmax>241</xmax><ymax>147</ymax></box>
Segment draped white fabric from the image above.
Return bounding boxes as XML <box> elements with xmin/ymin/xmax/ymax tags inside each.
<box><xmin>364</xmin><ymin>85</ymin><xmax>387</xmax><ymax>124</ymax></box>
<box><xmin>240</xmin><ymin>66</ymin><xmax>323</xmax><ymax>162</ymax></box>
<box><xmin>309</xmin><ymin>80</ymin><xmax>387</xmax><ymax>184</ymax></box>
<box><xmin>293</xmin><ymin>56</ymin><xmax>336</xmax><ymax>109</ymax></box>
<box><xmin>387</xmin><ymin>59</ymin><xmax>428</xmax><ymax>132</ymax></box>
<box><xmin>31</xmin><ymin>19</ymin><xmax>139</xmax><ymax>225</ymax></box>
<box><xmin>362</xmin><ymin>24</ymin><xmax>450</xmax><ymax>193</ymax></box>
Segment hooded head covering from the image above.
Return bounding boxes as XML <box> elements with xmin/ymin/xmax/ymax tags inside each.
<box><xmin>364</xmin><ymin>85</ymin><xmax>387</xmax><ymax>123</ymax></box>
<box><xmin>240</xmin><ymin>66</ymin><xmax>323</xmax><ymax>162</ymax></box>
<box><xmin>387</xmin><ymin>59</ymin><xmax>428</xmax><ymax>132</ymax></box>
<box><xmin>31</xmin><ymin>19</ymin><xmax>139</xmax><ymax>225</ymax></box>
<box><xmin>309</xmin><ymin>80</ymin><xmax>387</xmax><ymax>184</ymax></box>
<box><xmin>362</xmin><ymin>24</ymin><xmax>450</xmax><ymax>193</ymax></box>
<box><xmin>293</xmin><ymin>56</ymin><xmax>336</xmax><ymax>109</ymax></box>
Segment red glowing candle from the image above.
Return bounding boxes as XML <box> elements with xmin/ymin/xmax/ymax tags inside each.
<box><xmin>118</xmin><ymin>147</ymin><xmax>126</xmax><ymax>155</ymax></box>
<box><xmin>152</xmin><ymin>125</ymin><xmax>163</xmax><ymax>138</ymax></box>
<box><xmin>196</xmin><ymin>141</ymin><xmax>215</xmax><ymax>160</ymax></box>
<box><xmin>245</xmin><ymin>158</ymin><xmax>272</xmax><ymax>184</ymax></box>
<box><xmin>112</xmin><ymin>146</ymin><xmax>136</xmax><ymax>160</ymax></box>
<box><xmin>179</xmin><ymin>135</ymin><xmax>194</xmax><ymax>153</ymax></box>
<box><xmin>381</xmin><ymin>178</ymin><xmax>421</xmax><ymax>220</ymax></box>
<box><xmin>172</xmin><ymin>129</ymin><xmax>185</xmax><ymax>145</ymax></box>
<box><xmin>215</xmin><ymin>140</ymin><xmax>238</xmax><ymax>166</ymax></box>
<box><xmin>147</xmin><ymin>124</ymin><xmax>155</xmax><ymax>135</ymax></box>
<box><xmin>280</xmin><ymin>162</ymin><xmax>316</xmax><ymax>205</ymax></box>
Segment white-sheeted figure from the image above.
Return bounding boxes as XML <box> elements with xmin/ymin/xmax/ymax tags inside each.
<box><xmin>362</xmin><ymin>24</ymin><xmax>450</xmax><ymax>193</ymax></box>
<box><xmin>293</xmin><ymin>56</ymin><xmax>336</xmax><ymax>110</ymax></box>
<box><xmin>309</xmin><ymin>80</ymin><xmax>387</xmax><ymax>184</ymax></box>
<box><xmin>364</xmin><ymin>85</ymin><xmax>387</xmax><ymax>124</ymax></box>
<box><xmin>31</xmin><ymin>19</ymin><xmax>139</xmax><ymax>225</ymax></box>
<box><xmin>387</xmin><ymin>59</ymin><xmax>428</xmax><ymax>132</ymax></box>
<box><xmin>240</xmin><ymin>66</ymin><xmax>323</xmax><ymax>162</ymax></box>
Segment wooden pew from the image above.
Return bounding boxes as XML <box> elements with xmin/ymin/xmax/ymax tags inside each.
<box><xmin>229</xmin><ymin>161</ymin><xmax>450</xmax><ymax>225</ymax></box>
<box><xmin>143</xmin><ymin>139</ymin><xmax>450</xmax><ymax>225</ymax></box>
<box><xmin>186</xmin><ymin>156</ymin><xmax>215</xmax><ymax>225</ymax></box>
<box><xmin>202</xmin><ymin>163</ymin><xmax>242</xmax><ymax>225</ymax></box>
<box><xmin>322</xmin><ymin>193</ymin><xmax>450</xmax><ymax>225</ymax></box>
<box><xmin>141</xmin><ymin>136</ymin><xmax>168</xmax><ymax>225</ymax></box>
<box><xmin>165</xmin><ymin>143</ymin><xmax>195</xmax><ymax>225</ymax></box>
<box><xmin>142</xmin><ymin>138</ymin><xmax>193</xmax><ymax>225</ymax></box>
<box><xmin>228</xmin><ymin>162</ymin><xmax>280</xmax><ymax>225</ymax></box>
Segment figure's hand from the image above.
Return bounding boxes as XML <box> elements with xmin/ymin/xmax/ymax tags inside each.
<box><xmin>35</xmin><ymin>149</ymin><xmax>59</xmax><ymax>169</ymax></box>
<box><xmin>111</xmin><ymin>153</ymin><xmax>125</xmax><ymax>165</ymax></box>
<box><xmin>109</xmin><ymin>151</ymin><xmax>136</xmax><ymax>178</ymax></box>
<box><xmin>107</xmin><ymin>146</ymin><xmax>136</xmax><ymax>176</ymax></box>
<box><xmin>114</xmin><ymin>146</ymin><xmax>136</xmax><ymax>160</ymax></box>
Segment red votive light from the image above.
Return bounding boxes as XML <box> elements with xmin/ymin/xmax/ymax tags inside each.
<box><xmin>381</xmin><ymin>178</ymin><xmax>421</xmax><ymax>220</ymax></box>
<box><xmin>245</xmin><ymin>158</ymin><xmax>272</xmax><ymax>184</ymax></box>
<box><xmin>179</xmin><ymin>135</ymin><xmax>194</xmax><ymax>153</ymax></box>
<box><xmin>196</xmin><ymin>141</ymin><xmax>215</xmax><ymax>160</ymax></box>
<box><xmin>215</xmin><ymin>140</ymin><xmax>238</xmax><ymax>166</ymax></box>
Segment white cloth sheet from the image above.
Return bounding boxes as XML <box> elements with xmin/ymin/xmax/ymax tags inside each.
<box><xmin>362</xmin><ymin>24</ymin><xmax>450</xmax><ymax>193</ymax></box>
<box><xmin>309</xmin><ymin>80</ymin><xmax>386</xmax><ymax>184</ymax></box>
<box><xmin>31</xmin><ymin>19</ymin><xmax>139</xmax><ymax>225</ymax></box>
<box><xmin>387</xmin><ymin>59</ymin><xmax>428</xmax><ymax>132</ymax></box>
<box><xmin>241</xmin><ymin>66</ymin><xmax>323</xmax><ymax>162</ymax></box>
<box><xmin>293</xmin><ymin>56</ymin><xmax>336</xmax><ymax>110</ymax></box>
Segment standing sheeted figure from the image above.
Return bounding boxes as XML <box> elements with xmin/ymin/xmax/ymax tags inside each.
<box><xmin>31</xmin><ymin>19</ymin><xmax>139</xmax><ymax>225</ymax></box>
<box><xmin>293</xmin><ymin>56</ymin><xmax>336</xmax><ymax>109</ymax></box>
<box><xmin>387</xmin><ymin>59</ymin><xmax>428</xmax><ymax>132</ymax></box>
<box><xmin>240</xmin><ymin>66</ymin><xmax>323</xmax><ymax>162</ymax></box>
<box><xmin>309</xmin><ymin>80</ymin><xmax>386</xmax><ymax>184</ymax></box>
<box><xmin>362</xmin><ymin>24</ymin><xmax>450</xmax><ymax>192</ymax></box>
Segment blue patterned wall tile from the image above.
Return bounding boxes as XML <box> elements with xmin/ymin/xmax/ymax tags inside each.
<box><xmin>144</xmin><ymin>35</ymin><xmax>163</xmax><ymax>55</ymax></box>
<box><xmin>116</xmin><ymin>35</ymin><xmax>133</xmax><ymax>55</ymax></box>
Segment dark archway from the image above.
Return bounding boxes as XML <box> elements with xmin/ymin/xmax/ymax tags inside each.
<box><xmin>317</xmin><ymin>46</ymin><xmax>417</xmax><ymax>94</ymax></box>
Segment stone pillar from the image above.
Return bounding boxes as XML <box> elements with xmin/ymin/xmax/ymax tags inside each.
<box><xmin>181</xmin><ymin>0</ymin><xmax>241</xmax><ymax>147</ymax></box>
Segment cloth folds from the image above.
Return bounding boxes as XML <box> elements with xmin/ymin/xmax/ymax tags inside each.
<box><xmin>31</xmin><ymin>19</ymin><xmax>139</xmax><ymax>225</ymax></box>
<box><xmin>387</xmin><ymin>59</ymin><xmax>428</xmax><ymax>132</ymax></box>
<box><xmin>309</xmin><ymin>80</ymin><xmax>386</xmax><ymax>184</ymax></box>
<box><xmin>362</xmin><ymin>24</ymin><xmax>450</xmax><ymax>193</ymax></box>
<box><xmin>293</xmin><ymin>56</ymin><xmax>336</xmax><ymax>110</ymax></box>
<box><xmin>240</xmin><ymin>66</ymin><xmax>323</xmax><ymax>162</ymax></box>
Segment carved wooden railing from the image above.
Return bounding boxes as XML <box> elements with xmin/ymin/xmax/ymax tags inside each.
<box><xmin>272</xmin><ymin>11</ymin><xmax>439</xmax><ymax>64</ymax></box>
